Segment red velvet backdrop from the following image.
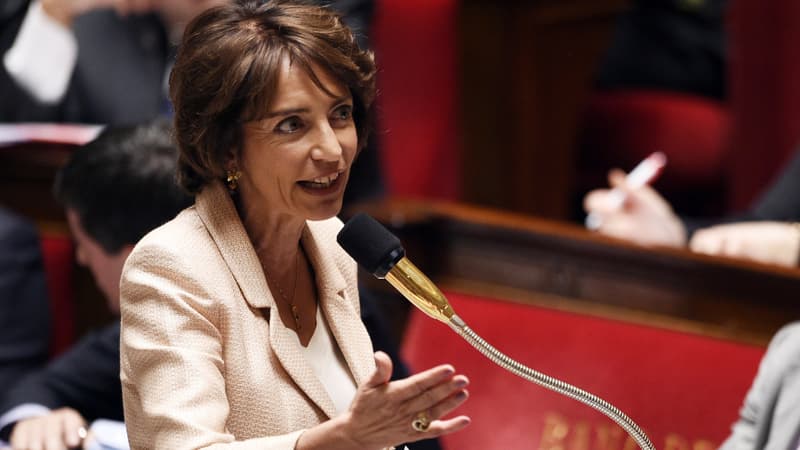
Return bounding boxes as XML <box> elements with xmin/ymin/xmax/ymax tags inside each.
<box><xmin>39</xmin><ymin>234</ymin><xmax>75</xmax><ymax>356</ymax></box>
<box><xmin>372</xmin><ymin>0</ymin><xmax>460</xmax><ymax>200</ymax></box>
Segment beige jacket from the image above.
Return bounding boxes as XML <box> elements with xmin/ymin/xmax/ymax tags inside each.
<box><xmin>120</xmin><ymin>182</ymin><xmax>376</xmax><ymax>449</ymax></box>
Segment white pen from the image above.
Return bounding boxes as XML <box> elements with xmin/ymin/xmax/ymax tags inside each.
<box><xmin>585</xmin><ymin>151</ymin><xmax>667</xmax><ymax>230</ymax></box>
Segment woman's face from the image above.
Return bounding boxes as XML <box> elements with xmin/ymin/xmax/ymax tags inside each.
<box><xmin>236</xmin><ymin>60</ymin><xmax>358</xmax><ymax>222</ymax></box>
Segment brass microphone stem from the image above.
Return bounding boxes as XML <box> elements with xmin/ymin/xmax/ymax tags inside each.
<box><xmin>448</xmin><ymin>315</ymin><xmax>655</xmax><ymax>450</ymax></box>
<box><xmin>385</xmin><ymin>258</ymin><xmax>455</xmax><ymax>323</ymax></box>
<box><xmin>384</xmin><ymin>258</ymin><xmax>654</xmax><ymax>450</ymax></box>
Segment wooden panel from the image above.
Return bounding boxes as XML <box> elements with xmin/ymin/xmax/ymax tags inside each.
<box><xmin>0</xmin><ymin>144</ymin><xmax>71</xmax><ymax>224</ymax></box>
<box><xmin>355</xmin><ymin>198</ymin><xmax>800</xmax><ymax>345</ymax></box>
<box><xmin>459</xmin><ymin>0</ymin><xmax>629</xmax><ymax>218</ymax></box>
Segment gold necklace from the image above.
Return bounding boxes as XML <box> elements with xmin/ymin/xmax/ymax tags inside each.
<box><xmin>264</xmin><ymin>251</ymin><xmax>302</xmax><ymax>331</ymax></box>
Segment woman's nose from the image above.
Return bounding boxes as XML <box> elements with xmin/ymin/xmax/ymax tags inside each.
<box><xmin>310</xmin><ymin>123</ymin><xmax>343</xmax><ymax>162</ymax></box>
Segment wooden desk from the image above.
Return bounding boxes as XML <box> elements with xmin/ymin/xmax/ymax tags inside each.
<box><xmin>7</xmin><ymin>133</ymin><xmax>799</xmax><ymax>346</ymax></box>
<box><xmin>356</xmin><ymin>199</ymin><xmax>800</xmax><ymax>345</ymax></box>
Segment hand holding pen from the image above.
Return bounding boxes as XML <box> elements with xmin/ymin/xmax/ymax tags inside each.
<box><xmin>585</xmin><ymin>152</ymin><xmax>667</xmax><ymax>230</ymax></box>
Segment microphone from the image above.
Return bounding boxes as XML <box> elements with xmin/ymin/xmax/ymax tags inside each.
<box><xmin>338</xmin><ymin>213</ymin><xmax>655</xmax><ymax>450</ymax></box>
<box><xmin>336</xmin><ymin>213</ymin><xmax>455</xmax><ymax>324</ymax></box>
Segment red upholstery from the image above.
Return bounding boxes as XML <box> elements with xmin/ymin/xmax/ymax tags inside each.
<box><xmin>39</xmin><ymin>233</ymin><xmax>76</xmax><ymax>357</ymax></box>
<box><xmin>372</xmin><ymin>0</ymin><xmax>460</xmax><ymax>200</ymax></box>
<box><xmin>579</xmin><ymin>91</ymin><xmax>730</xmax><ymax>216</ymax></box>
<box><xmin>582</xmin><ymin>91</ymin><xmax>729</xmax><ymax>185</ymax></box>
<box><xmin>401</xmin><ymin>292</ymin><xmax>764</xmax><ymax>449</ymax></box>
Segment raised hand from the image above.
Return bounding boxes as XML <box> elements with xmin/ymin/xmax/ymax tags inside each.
<box><xmin>584</xmin><ymin>169</ymin><xmax>687</xmax><ymax>247</ymax></box>
<box><xmin>297</xmin><ymin>351</ymin><xmax>470</xmax><ymax>450</ymax></box>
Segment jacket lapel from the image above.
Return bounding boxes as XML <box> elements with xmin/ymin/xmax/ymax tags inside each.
<box><xmin>195</xmin><ymin>183</ymin><xmax>370</xmax><ymax>418</ymax></box>
<box><xmin>195</xmin><ymin>182</ymin><xmax>274</xmax><ymax>309</ymax></box>
<box><xmin>195</xmin><ymin>183</ymin><xmax>335</xmax><ymax>416</ymax></box>
<box><xmin>303</xmin><ymin>223</ymin><xmax>376</xmax><ymax>387</ymax></box>
<box><xmin>268</xmin><ymin>310</ymin><xmax>339</xmax><ymax>418</ymax></box>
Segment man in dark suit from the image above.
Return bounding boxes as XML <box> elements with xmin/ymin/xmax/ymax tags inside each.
<box><xmin>1</xmin><ymin>0</ymin><xmax>176</xmax><ymax>124</ymax></box>
<box><xmin>595</xmin><ymin>0</ymin><xmax>728</xmax><ymax>101</ymax></box>
<box><xmin>0</xmin><ymin>0</ymin><xmax>382</xmax><ymax>205</ymax></box>
<box><xmin>0</xmin><ymin>207</ymin><xmax>50</xmax><ymax>395</ymax></box>
<box><xmin>0</xmin><ymin>0</ymin><xmax>375</xmax><ymax>124</ymax></box>
<box><xmin>0</xmin><ymin>120</ymin><xmax>194</xmax><ymax>449</ymax></box>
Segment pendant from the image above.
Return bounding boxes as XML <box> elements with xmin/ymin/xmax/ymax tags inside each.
<box><xmin>291</xmin><ymin>304</ymin><xmax>302</xmax><ymax>331</ymax></box>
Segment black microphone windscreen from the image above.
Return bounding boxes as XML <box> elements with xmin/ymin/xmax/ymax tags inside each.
<box><xmin>337</xmin><ymin>213</ymin><xmax>405</xmax><ymax>277</ymax></box>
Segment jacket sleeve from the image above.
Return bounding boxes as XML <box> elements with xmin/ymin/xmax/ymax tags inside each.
<box><xmin>0</xmin><ymin>0</ymin><xmax>76</xmax><ymax>122</ymax></box>
<box><xmin>748</xmin><ymin>148</ymin><xmax>800</xmax><ymax>222</ymax></box>
<box><xmin>119</xmin><ymin>242</ymin><xmax>304</xmax><ymax>450</ymax></box>
<box><xmin>719</xmin><ymin>323</ymin><xmax>800</xmax><ymax>450</ymax></box>
<box><xmin>683</xmin><ymin>148</ymin><xmax>800</xmax><ymax>238</ymax></box>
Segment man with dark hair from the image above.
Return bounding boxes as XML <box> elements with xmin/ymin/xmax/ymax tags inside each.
<box><xmin>0</xmin><ymin>119</ymin><xmax>194</xmax><ymax>450</ymax></box>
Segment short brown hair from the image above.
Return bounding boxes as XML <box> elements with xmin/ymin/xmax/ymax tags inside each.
<box><xmin>170</xmin><ymin>0</ymin><xmax>377</xmax><ymax>193</ymax></box>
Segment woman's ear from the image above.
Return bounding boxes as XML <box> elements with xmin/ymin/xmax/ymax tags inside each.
<box><xmin>224</xmin><ymin>148</ymin><xmax>240</xmax><ymax>171</ymax></box>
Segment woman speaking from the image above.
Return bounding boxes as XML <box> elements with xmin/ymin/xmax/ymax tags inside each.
<box><xmin>118</xmin><ymin>1</ymin><xmax>470</xmax><ymax>449</ymax></box>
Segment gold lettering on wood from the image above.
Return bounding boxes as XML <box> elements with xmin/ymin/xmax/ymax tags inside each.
<box><xmin>537</xmin><ymin>413</ymin><xmax>717</xmax><ymax>450</ymax></box>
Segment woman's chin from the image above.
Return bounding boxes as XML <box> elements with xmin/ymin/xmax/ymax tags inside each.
<box><xmin>304</xmin><ymin>201</ymin><xmax>344</xmax><ymax>222</ymax></box>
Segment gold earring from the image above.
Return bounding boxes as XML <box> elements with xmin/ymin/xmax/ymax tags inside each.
<box><xmin>226</xmin><ymin>169</ymin><xmax>241</xmax><ymax>191</ymax></box>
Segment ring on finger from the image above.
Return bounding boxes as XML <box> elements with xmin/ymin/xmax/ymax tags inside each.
<box><xmin>411</xmin><ymin>410</ymin><xmax>431</xmax><ymax>432</ymax></box>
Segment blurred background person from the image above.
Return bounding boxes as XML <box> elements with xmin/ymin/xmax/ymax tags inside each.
<box><xmin>0</xmin><ymin>0</ymin><xmax>373</xmax><ymax>125</ymax></box>
<box><xmin>0</xmin><ymin>0</ymin><xmax>226</xmax><ymax>124</ymax></box>
<box><xmin>0</xmin><ymin>0</ymin><xmax>383</xmax><ymax>210</ymax></box>
<box><xmin>120</xmin><ymin>2</ymin><xmax>469</xmax><ymax>448</ymax></box>
<box><xmin>595</xmin><ymin>0</ymin><xmax>728</xmax><ymax>101</ymax></box>
<box><xmin>0</xmin><ymin>119</ymin><xmax>194</xmax><ymax>450</ymax></box>
<box><xmin>720</xmin><ymin>321</ymin><xmax>800</xmax><ymax>449</ymax></box>
<box><xmin>583</xmin><ymin>147</ymin><xmax>800</xmax><ymax>267</ymax></box>
<box><xmin>576</xmin><ymin>0</ymin><xmax>731</xmax><ymax>220</ymax></box>
<box><xmin>0</xmin><ymin>207</ymin><xmax>50</xmax><ymax>396</ymax></box>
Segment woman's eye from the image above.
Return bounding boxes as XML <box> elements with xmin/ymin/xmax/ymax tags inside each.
<box><xmin>331</xmin><ymin>105</ymin><xmax>353</xmax><ymax>123</ymax></box>
<box><xmin>275</xmin><ymin>117</ymin><xmax>303</xmax><ymax>133</ymax></box>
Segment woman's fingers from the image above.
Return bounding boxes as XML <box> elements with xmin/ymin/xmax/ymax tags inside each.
<box><xmin>346</xmin><ymin>361</ymin><xmax>470</xmax><ymax>448</ymax></box>
<box><xmin>427</xmin><ymin>387</ymin><xmax>469</xmax><ymax>420</ymax></box>
<box><xmin>402</xmin><ymin>375</ymin><xmax>469</xmax><ymax>415</ymax></box>
<box><xmin>408</xmin><ymin>415</ymin><xmax>472</xmax><ymax>441</ymax></box>
<box><xmin>385</xmin><ymin>364</ymin><xmax>456</xmax><ymax>402</ymax></box>
<box><xmin>363</xmin><ymin>351</ymin><xmax>394</xmax><ymax>389</ymax></box>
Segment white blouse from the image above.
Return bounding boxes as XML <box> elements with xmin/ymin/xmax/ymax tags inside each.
<box><xmin>297</xmin><ymin>308</ymin><xmax>358</xmax><ymax>416</ymax></box>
